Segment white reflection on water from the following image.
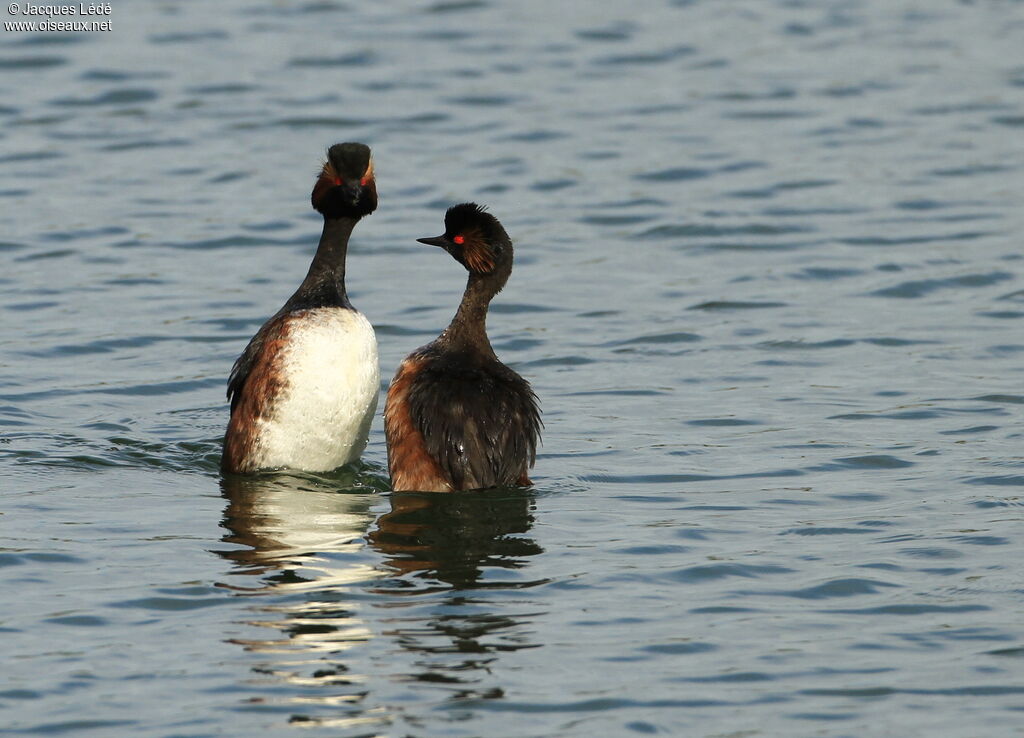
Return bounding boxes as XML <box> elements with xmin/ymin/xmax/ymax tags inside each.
<box><xmin>216</xmin><ymin>472</ymin><xmax>544</xmax><ymax>728</ymax></box>
<box><xmin>217</xmin><ymin>472</ymin><xmax>385</xmax><ymax>727</ymax></box>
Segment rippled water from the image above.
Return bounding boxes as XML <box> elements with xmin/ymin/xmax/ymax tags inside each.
<box><xmin>4</xmin><ymin>1</ymin><xmax>1024</xmax><ymax>736</ymax></box>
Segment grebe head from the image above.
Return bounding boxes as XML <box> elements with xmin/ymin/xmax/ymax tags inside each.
<box><xmin>311</xmin><ymin>142</ymin><xmax>377</xmax><ymax>220</ymax></box>
<box><xmin>416</xmin><ymin>202</ymin><xmax>512</xmax><ymax>276</ymax></box>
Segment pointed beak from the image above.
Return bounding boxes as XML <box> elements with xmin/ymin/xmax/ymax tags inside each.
<box><xmin>340</xmin><ymin>182</ymin><xmax>363</xmax><ymax>207</ymax></box>
<box><xmin>416</xmin><ymin>235</ymin><xmax>448</xmax><ymax>248</ymax></box>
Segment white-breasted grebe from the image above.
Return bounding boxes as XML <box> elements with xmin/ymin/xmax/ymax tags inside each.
<box><xmin>222</xmin><ymin>143</ymin><xmax>379</xmax><ymax>474</ymax></box>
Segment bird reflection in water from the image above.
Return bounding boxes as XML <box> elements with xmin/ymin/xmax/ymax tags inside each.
<box><xmin>218</xmin><ymin>470</ymin><xmax>386</xmax><ymax>731</ymax></box>
<box><xmin>217</xmin><ymin>472</ymin><xmax>543</xmax><ymax>727</ymax></box>
<box><xmin>371</xmin><ymin>489</ymin><xmax>542</xmax><ymax>586</ymax></box>
<box><xmin>368</xmin><ymin>489</ymin><xmax>544</xmax><ymax>700</ymax></box>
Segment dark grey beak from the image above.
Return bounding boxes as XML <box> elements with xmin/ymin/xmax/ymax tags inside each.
<box><xmin>416</xmin><ymin>235</ymin><xmax>448</xmax><ymax>248</ymax></box>
<box><xmin>341</xmin><ymin>182</ymin><xmax>362</xmax><ymax>206</ymax></box>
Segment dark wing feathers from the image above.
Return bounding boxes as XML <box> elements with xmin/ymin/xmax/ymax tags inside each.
<box><xmin>408</xmin><ymin>361</ymin><xmax>541</xmax><ymax>490</ymax></box>
<box><xmin>226</xmin><ymin>314</ymin><xmax>285</xmax><ymax>413</ymax></box>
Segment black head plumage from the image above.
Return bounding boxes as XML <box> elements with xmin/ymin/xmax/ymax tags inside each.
<box><xmin>418</xmin><ymin>202</ymin><xmax>512</xmax><ymax>275</ymax></box>
<box><xmin>326</xmin><ymin>142</ymin><xmax>371</xmax><ymax>181</ymax></box>
<box><xmin>312</xmin><ymin>142</ymin><xmax>377</xmax><ymax>220</ymax></box>
<box><xmin>443</xmin><ymin>202</ymin><xmax>498</xmax><ymax>236</ymax></box>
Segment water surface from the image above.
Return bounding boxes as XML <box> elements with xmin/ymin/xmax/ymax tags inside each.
<box><xmin>3</xmin><ymin>1</ymin><xmax>1024</xmax><ymax>736</ymax></box>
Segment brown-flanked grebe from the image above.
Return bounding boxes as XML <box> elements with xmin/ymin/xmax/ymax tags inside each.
<box><xmin>222</xmin><ymin>142</ymin><xmax>380</xmax><ymax>474</ymax></box>
<box><xmin>384</xmin><ymin>203</ymin><xmax>541</xmax><ymax>492</ymax></box>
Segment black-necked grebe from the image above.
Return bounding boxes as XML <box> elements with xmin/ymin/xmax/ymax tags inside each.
<box><xmin>384</xmin><ymin>203</ymin><xmax>541</xmax><ymax>492</ymax></box>
<box><xmin>222</xmin><ymin>143</ymin><xmax>379</xmax><ymax>474</ymax></box>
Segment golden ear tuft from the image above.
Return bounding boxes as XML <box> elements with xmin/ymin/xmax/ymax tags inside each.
<box><xmin>360</xmin><ymin>159</ymin><xmax>375</xmax><ymax>186</ymax></box>
<box><xmin>324</xmin><ymin>160</ymin><xmax>344</xmax><ymax>184</ymax></box>
<box><xmin>463</xmin><ymin>239</ymin><xmax>495</xmax><ymax>273</ymax></box>
<box><xmin>311</xmin><ymin>162</ymin><xmax>340</xmax><ymax>211</ymax></box>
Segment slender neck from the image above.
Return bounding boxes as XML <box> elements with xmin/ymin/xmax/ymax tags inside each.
<box><xmin>442</xmin><ymin>273</ymin><xmax>504</xmax><ymax>357</ymax></box>
<box><xmin>289</xmin><ymin>217</ymin><xmax>358</xmax><ymax>310</ymax></box>
<box><xmin>308</xmin><ymin>217</ymin><xmax>357</xmax><ymax>289</ymax></box>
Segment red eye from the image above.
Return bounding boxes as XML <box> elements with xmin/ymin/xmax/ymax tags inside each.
<box><xmin>453</xmin><ymin>235</ymin><xmax>465</xmax><ymax>245</ymax></box>
<box><xmin>360</xmin><ymin>177</ymin><xmax>369</xmax><ymax>186</ymax></box>
<box><xmin>333</xmin><ymin>177</ymin><xmax>343</xmax><ymax>186</ymax></box>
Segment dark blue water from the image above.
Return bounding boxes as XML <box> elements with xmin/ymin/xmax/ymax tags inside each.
<box><xmin>3</xmin><ymin>1</ymin><xmax>1024</xmax><ymax>736</ymax></box>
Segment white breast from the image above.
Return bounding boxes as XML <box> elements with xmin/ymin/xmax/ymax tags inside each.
<box><xmin>252</xmin><ymin>308</ymin><xmax>379</xmax><ymax>472</ymax></box>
